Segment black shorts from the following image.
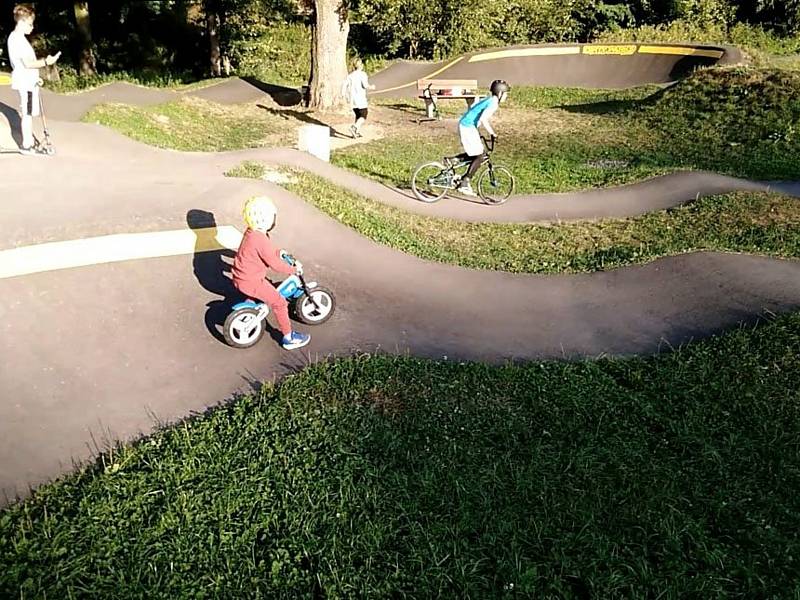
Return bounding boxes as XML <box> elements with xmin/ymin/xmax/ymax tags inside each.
<box><xmin>353</xmin><ymin>107</ymin><xmax>368</xmax><ymax>120</ymax></box>
<box><xmin>18</xmin><ymin>89</ymin><xmax>40</xmax><ymax>117</ymax></box>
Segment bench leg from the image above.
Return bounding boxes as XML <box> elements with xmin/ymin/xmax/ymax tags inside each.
<box><xmin>424</xmin><ymin>98</ymin><xmax>435</xmax><ymax>119</ymax></box>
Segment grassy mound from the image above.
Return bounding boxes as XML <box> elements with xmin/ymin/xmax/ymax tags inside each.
<box><xmin>80</xmin><ymin>66</ymin><xmax>800</xmax><ymax>190</ymax></box>
<box><xmin>3</xmin><ymin>314</ymin><xmax>800</xmax><ymax>597</ymax></box>
<box><xmin>83</xmin><ymin>97</ymin><xmax>295</xmax><ymax>151</ymax></box>
<box><xmin>258</xmin><ymin>168</ymin><xmax>799</xmax><ymax>274</ymax></box>
<box><xmin>337</xmin><ymin>67</ymin><xmax>800</xmax><ymax>191</ymax></box>
<box><xmin>645</xmin><ymin>68</ymin><xmax>800</xmax><ymax>174</ymax></box>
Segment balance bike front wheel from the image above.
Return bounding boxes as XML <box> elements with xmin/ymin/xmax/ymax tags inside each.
<box><xmin>293</xmin><ymin>286</ymin><xmax>336</xmax><ymax>325</ymax></box>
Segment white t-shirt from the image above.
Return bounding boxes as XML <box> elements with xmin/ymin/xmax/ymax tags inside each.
<box><xmin>7</xmin><ymin>30</ymin><xmax>38</xmax><ymax>91</ymax></box>
<box><xmin>342</xmin><ymin>69</ymin><xmax>369</xmax><ymax>109</ymax></box>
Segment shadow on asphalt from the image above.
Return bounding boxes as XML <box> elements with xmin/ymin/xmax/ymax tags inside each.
<box><xmin>0</xmin><ymin>100</ymin><xmax>23</xmax><ymax>147</ymax></box>
<box><xmin>241</xmin><ymin>77</ymin><xmax>303</xmax><ymax>107</ymax></box>
<box><xmin>186</xmin><ymin>209</ymin><xmax>242</xmax><ymax>345</ymax></box>
<box><xmin>669</xmin><ymin>56</ymin><xmax>714</xmax><ymax>80</ymax></box>
<box><xmin>186</xmin><ymin>210</ymin><xmax>288</xmax><ymax>348</ymax></box>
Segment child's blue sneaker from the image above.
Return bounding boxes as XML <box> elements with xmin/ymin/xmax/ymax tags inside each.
<box><xmin>282</xmin><ymin>331</ymin><xmax>311</xmax><ymax>350</ymax></box>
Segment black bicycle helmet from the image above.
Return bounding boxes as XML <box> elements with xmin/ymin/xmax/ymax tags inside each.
<box><xmin>490</xmin><ymin>79</ymin><xmax>509</xmax><ymax>97</ymax></box>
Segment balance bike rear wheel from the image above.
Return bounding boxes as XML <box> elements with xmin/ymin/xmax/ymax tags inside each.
<box><xmin>223</xmin><ymin>308</ymin><xmax>265</xmax><ymax>348</ymax></box>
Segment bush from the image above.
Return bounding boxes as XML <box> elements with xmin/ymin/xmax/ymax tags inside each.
<box><xmin>673</xmin><ymin>0</ymin><xmax>735</xmax><ymax>29</ymax></box>
<box><xmin>728</xmin><ymin>23</ymin><xmax>800</xmax><ymax>56</ymax></box>
<box><xmin>595</xmin><ymin>19</ymin><xmax>729</xmax><ymax>45</ymax></box>
<box><xmin>228</xmin><ymin>22</ymin><xmax>311</xmax><ymax>85</ymax></box>
<box><xmin>595</xmin><ymin>20</ymin><xmax>800</xmax><ymax>61</ymax></box>
<box><xmin>353</xmin><ymin>0</ymin><xmax>599</xmax><ymax>59</ymax></box>
<box><xmin>643</xmin><ymin>67</ymin><xmax>800</xmax><ymax>175</ymax></box>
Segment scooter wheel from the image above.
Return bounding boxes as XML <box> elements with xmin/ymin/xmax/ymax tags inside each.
<box><xmin>223</xmin><ymin>308</ymin><xmax>265</xmax><ymax>348</ymax></box>
<box><xmin>293</xmin><ymin>286</ymin><xmax>336</xmax><ymax>325</ymax></box>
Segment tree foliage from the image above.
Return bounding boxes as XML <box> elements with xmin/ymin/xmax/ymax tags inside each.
<box><xmin>2</xmin><ymin>0</ymin><xmax>798</xmax><ymax>81</ymax></box>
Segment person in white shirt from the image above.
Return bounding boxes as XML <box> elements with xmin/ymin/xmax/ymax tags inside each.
<box><xmin>7</xmin><ymin>4</ymin><xmax>60</xmax><ymax>154</ymax></box>
<box><xmin>341</xmin><ymin>58</ymin><xmax>375</xmax><ymax>139</ymax></box>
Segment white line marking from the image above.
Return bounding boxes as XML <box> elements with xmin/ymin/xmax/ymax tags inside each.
<box><xmin>0</xmin><ymin>226</ymin><xmax>243</xmax><ymax>279</ymax></box>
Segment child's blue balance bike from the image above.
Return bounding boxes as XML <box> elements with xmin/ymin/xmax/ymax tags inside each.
<box><xmin>223</xmin><ymin>253</ymin><xmax>335</xmax><ymax>349</ymax></box>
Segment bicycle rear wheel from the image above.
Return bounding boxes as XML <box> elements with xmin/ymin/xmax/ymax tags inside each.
<box><xmin>477</xmin><ymin>164</ymin><xmax>515</xmax><ymax>205</ymax></box>
<box><xmin>411</xmin><ymin>162</ymin><xmax>451</xmax><ymax>203</ymax></box>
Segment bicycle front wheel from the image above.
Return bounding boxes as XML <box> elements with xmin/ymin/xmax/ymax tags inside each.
<box><xmin>411</xmin><ymin>162</ymin><xmax>451</xmax><ymax>203</ymax></box>
<box><xmin>477</xmin><ymin>164</ymin><xmax>515</xmax><ymax>205</ymax></box>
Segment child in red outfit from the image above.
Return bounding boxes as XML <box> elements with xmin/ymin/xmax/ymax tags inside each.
<box><xmin>231</xmin><ymin>196</ymin><xmax>311</xmax><ymax>350</ymax></box>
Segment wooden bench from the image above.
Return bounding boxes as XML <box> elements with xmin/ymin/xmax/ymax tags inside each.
<box><xmin>417</xmin><ymin>79</ymin><xmax>480</xmax><ymax>120</ymax></box>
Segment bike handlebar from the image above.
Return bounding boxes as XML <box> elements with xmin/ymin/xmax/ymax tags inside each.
<box><xmin>280</xmin><ymin>250</ymin><xmax>296</xmax><ymax>266</ymax></box>
<box><xmin>480</xmin><ymin>136</ymin><xmax>496</xmax><ymax>153</ymax></box>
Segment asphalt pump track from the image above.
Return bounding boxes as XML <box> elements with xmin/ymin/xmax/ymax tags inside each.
<box><xmin>1</xmin><ymin>43</ymin><xmax>798</xmax><ymax>504</ymax></box>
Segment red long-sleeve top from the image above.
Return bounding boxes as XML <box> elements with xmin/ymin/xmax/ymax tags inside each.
<box><xmin>231</xmin><ymin>228</ymin><xmax>296</xmax><ymax>287</ymax></box>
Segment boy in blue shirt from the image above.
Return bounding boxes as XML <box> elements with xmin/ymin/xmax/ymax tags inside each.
<box><xmin>446</xmin><ymin>79</ymin><xmax>509</xmax><ymax>196</ymax></box>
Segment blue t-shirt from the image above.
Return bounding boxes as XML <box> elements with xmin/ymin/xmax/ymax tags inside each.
<box><xmin>459</xmin><ymin>96</ymin><xmax>494</xmax><ymax>128</ymax></box>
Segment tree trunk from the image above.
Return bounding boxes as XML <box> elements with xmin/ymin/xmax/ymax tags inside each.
<box><xmin>206</xmin><ymin>2</ymin><xmax>222</xmax><ymax>77</ymax></box>
<box><xmin>308</xmin><ymin>0</ymin><xmax>349</xmax><ymax>110</ymax></box>
<box><xmin>73</xmin><ymin>2</ymin><xmax>96</xmax><ymax>76</ymax></box>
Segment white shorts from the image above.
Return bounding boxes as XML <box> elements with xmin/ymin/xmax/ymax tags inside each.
<box><xmin>459</xmin><ymin>124</ymin><xmax>484</xmax><ymax>157</ymax></box>
<box><xmin>18</xmin><ymin>87</ymin><xmax>40</xmax><ymax>117</ymax></box>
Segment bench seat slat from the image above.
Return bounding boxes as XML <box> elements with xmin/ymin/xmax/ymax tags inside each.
<box><xmin>418</xmin><ymin>94</ymin><xmax>479</xmax><ymax>99</ymax></box>
<box><xmin>417</xmin><ymin>78</ymin><xmax>478</xmax><ymax>90</ymax></box>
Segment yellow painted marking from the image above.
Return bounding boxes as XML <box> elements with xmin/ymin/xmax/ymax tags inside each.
<box><xmin>582</xmin><ymin>44</ymin><xmax>637</xmax><ymax>56</ymax></box>
<box><xmin>0</xmin><ymin>226</ymin><xmax>243</xmax><ymax>279</ymax></box>
<box><xmin>0</xmin><ymin>74</ymin><xmax>11</xmax><ymax>86</ymax></box>
<box><xmin>373</xmin><ymin>56</ymin><xmax>465</xmax><ymax>94</ymax></box>
<box><xmin>638</xmin><ymin>45</ymin><xmax>724</xmax><ymax>59</ymax></box>
<box><xmin>372</xmin><ymin>43</ymin><xmax>722</xmax><ymax>94</ymax></box>
<box><xmin>468</xmin><ymin>46</ymin><xmax>580</xmax><ymax>62</ymax></box>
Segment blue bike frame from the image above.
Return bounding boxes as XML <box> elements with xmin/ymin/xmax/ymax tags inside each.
<box><xmin>231</xmin><ymin>275</ymin><xmax>305</xmax><ymax>311</ymax></box>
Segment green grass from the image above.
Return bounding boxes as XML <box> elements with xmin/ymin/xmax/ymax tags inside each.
<box><xmin>3</xmin><ymin>312</ymin><xmax>800</xmax><ymax>597</ymax></box>
<box><xmin>339</xmin><ymin>68</ymin><xmax>800</xmax><ymax>193</ymax></box>
<box><xmin>83</xmin><ymin>97</ymin><xmax>293</xmax><ymax>151</ymax></box>
<box><xmin>226</xmin><ymin>161</ymin><xmax>269</xmax><ymax>179</ymax></box>
<box><xmin>227</xmin><ymin>164</ymin><xmax>800</xmax><ymax>274</ymax></box>
<box><xmin>45</xmin><ymin>67</ymin><xmax>217</xmax><ymax>94</ymax></box>
<box><xmin>504</xmin><ymin>84</ymin><xmax>663</xmax><ymax>110</ymax></box>
<box><xmin>230</xmin><ymin>22</ymin><xmax>388</xmax><ymax>88</ymax></box>
<box><xmin>83</xmin><ymin>67</ymin><xmax>800</xmax><ymax>194</ymax></box>
<box><xmin>375</xmin><ymin>84</ymin><xmax>661</xmax><ymax>114</ymax></box>
<box><xmin>333</xmin><ymin>115</ymin><xmax>670</xmax><ymax>194</ymax></box>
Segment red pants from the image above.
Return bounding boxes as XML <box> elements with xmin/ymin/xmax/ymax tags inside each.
<box><xmin>236</xmin><ymin>279</ymin><xmax>292</xmax><ymax>336</ymax></box>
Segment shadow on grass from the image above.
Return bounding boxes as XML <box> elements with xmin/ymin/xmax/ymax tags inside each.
<box><xmin>256</xmin><ymin>104</ymin><xmax>354</xmax><ymax>140</ymax></box>
<box><xmin>558</xmin><ymin>98</ymin><xmax>645</xmax><ymax>115</ymax></box>
<box><xmin>256</xmin><ymin>103</ymin><xmax>327</xmax><ymax>126</ymax></box>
